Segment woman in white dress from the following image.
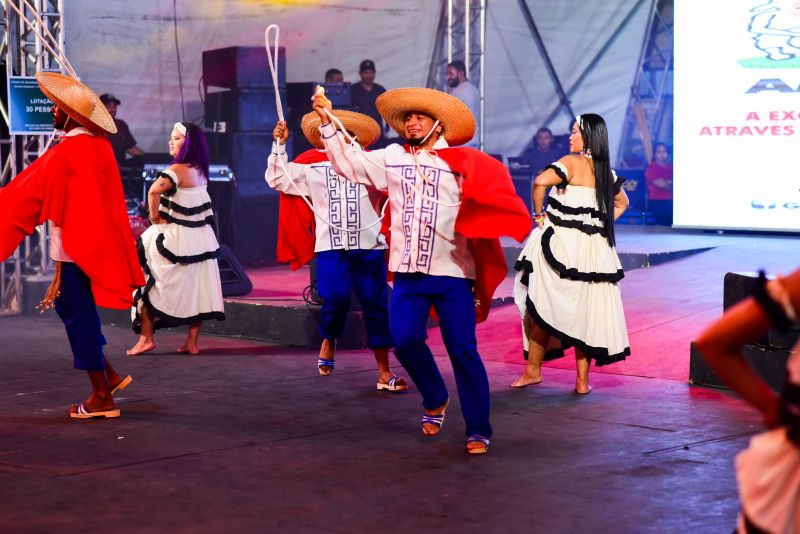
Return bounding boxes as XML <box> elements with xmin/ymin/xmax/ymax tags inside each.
<box><xmin>127</xmin><ymin>122</ymin><xmax>225</xmax><ymax>355</ymax></box>
<box><xmin>511</xmin><ymin>114</ymin><xmax>630</xmax><ymax>393</ymax></box>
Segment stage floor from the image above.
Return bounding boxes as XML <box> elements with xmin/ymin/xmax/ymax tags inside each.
<box><xmin>1</xmin><ymin>226</ymin><xmax>797</xmax><ymax>531</ymax></box>
<box><xmin>0</xmin><ymin>316</ymin><xmax>763</xmax><ymax>532</ymax></box>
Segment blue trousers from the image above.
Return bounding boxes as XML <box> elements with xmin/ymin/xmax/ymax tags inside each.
<box><xmin>391</xmin><ymin>273</ymin><xmax>492</xmax><ymax>438</ymax></box>
<box><xmin>54</xmin><ymin>262</ymin><xmax>107</xmax><ymax>371</ymax></box>
<box><xmin>315</xmin><ymin>249</ymin><xmax>392</xmax><ymax>349</ymax></box>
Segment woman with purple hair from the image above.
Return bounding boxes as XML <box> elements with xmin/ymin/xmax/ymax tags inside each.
<box><xmin>127</xmin><ymin>122</ymin><xmax>225</xmax><ymax>356</ymax></box>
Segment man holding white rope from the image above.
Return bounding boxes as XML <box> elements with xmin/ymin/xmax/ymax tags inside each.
<box><xmin>312</xmin><ymin>88</ymin><xmax>532</xmax><ymax>454</ymax></box>
<box><xmin>265</xmin><ymin>110</ymin><xmax>407</xmax><ymax>392</ymax></box>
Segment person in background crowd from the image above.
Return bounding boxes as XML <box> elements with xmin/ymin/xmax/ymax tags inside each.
<box><xmin>695</xmin><ymin>268</ymin><xmax>800</xmax><ymax>534</ymax></box>
<box><xmin>644</xmin><ymin>142</ymin><xmax>673</xmax><ymax>226</ymax></box>
<box><xmin>350</xmin><ymin>59</ymin><xmax>390</xmax><ymax>147</ymax></box>
<box><xmin>524</xmin><ymin>127</ymin><xmax>562</xmax><ymax>175</ymax></box>
<box><xmin>100</xmin><ymin>93</ymin><xmax>144</xmax><ymax>167</ymax></box>
<box><xmin>446</xmin><ymin>60</ymin><xmax>480</xmax><ymax>148</ymax></box>
<box><xmin>324</xmin><ymin>68</ymin><xmax>344</xmax><ymax>84</ymax></box>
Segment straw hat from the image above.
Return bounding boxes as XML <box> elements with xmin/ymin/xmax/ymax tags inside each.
<box><xmin>35</xmin><ymin>72</ymin><xmax>117</xmax><ymax>134</ymax></box>
<box><xmin>301</xmin><ymin>110</ymin><xmax>380</xmax><ymax>149</ymax></box>
<box><xmin>376</xmin><ymin>88</ymin><xmax>475</xmax><ymax>146</ymax></box>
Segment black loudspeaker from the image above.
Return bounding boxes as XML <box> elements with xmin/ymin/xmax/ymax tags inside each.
<box><xmin>724</xmin><ymin>272</ymin><xmax>800</xmax><ymax>349</ymax></box>
<box><xmin>204</xmin><ymin>89</ymin><xmax>286</xmax><ymax>132</ymax></box>
<box><xmin>507</xmin><ymin>157</ymin><xmax>535</xmax><ymax>214</ymax></box>
<box><xmin>689</xmin><ymin>341</ymin><xmax>789</xmax><ymax>391</ymax></box>
<box><xmin>202</xmin><ymin>46</ymin><xmax>285</xmax><ymax>90</ymax></box>
<box><xmin>231</xmin><ymin>196</ymin><xmax>279</xmax><ymax>266</ymax></box>
<box><xmin>206</xmin><ymin>132</ymin><xmax>291</xmax><ymax>198</ymax></box>
<box><xmin>217</xmin><ymin>244</ymin><xmax>253</xmax><ymax>297</ymax></box>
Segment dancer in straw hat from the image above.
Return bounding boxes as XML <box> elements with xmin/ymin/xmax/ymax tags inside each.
<box><xmin>0</xmin><ymin>72</ymin><xmax>144</xmax><ymax>419</ymax></box>
<box><xmin>266</xmin><ymin>110</ymin><xmax>407</xmax><ymax>392</ymax></box>
<box><xmin>313</xmin><ymin>88</ymin><xmax>532</xmax><ymax>454</ymax></box>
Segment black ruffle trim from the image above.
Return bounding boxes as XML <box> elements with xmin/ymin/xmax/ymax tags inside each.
<box><xmin>155</xmin><ymin>233</ymin><xmax>220</xmax><ymax>265</ymax></box>
<box><xmin>158</xmin><ymin>210</ymin><xmax>215</xmax><ymax>228</ymax></box>
<box><xmin>524</xmin><ymin>295</ymin><xmax>630</xmax><ymax>366</ymax></box>
<box><xmin>160</xmin><ymin>197</ymin><xmax>213</xmax><ymax>216</ymax></box>
<box><xmin>546</xmin><ymin>164</ymin><xmax>569</xmax><ymax>189</ymax></box>
<box><xmin>158</xmin><ymin>172</ymin><xmax>178</xmax><ymax>197</ymax></box>
<box><xmin>613</xmin><ymin>176</ymin><xmax>625</xmax><ymax>194</ymax></box>
<box><xmin>541</xmin><ymin>227</ymin><xmax>624</xmax><ymax>282</ymax></box>
<box><xmin>547</xmin><ymin>211</ymin><xmax>609</xmax><ymax>238</ymax></box>
<box><xmin>547</xmin><ymin>196</ymin><xmax>605</xmax><ymax>221</ymax></box>
<box><xmin>132</xmin><ymin>236</ymin><xmax>225</xmax><ymax>334</ymax></box>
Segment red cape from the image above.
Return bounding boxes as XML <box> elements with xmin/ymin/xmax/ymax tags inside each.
<box><xmin>276</xmin><ymin>149</ymin><xmax>390</xmax><ymax>271</ymax></box>
<box><xmin>0</xmin><ymin>134</ymin><xmax>145</xmax><ymax>309</ymax></box>
<box><xmin>433</xmin><ymin>146</ymin><xmax>532</xmax><ymax>323</ymax></box>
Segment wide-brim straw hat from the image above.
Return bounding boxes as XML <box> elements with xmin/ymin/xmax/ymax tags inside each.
<box><xmin>301</xmin><ymin>110</ymin><xmax>380</xmax><ymax>149</ymax></box>
<box><xmin>376</xmin><ymin>88</ymin><xmax>475</xmax><ymax>146</ymax></box>
<box><xmin>36</xmin><ymin>72</ymin><xmax>117</xmax><ymax>134</ymax></box>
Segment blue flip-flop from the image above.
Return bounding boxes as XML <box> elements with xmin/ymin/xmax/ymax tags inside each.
<box><xmin>318</xmin><ymin>357</ymin><xmax>335</xmax><ymax>376</ymax></box>
<box><xmin>466</xmin><ymin>435</ymin><xmax>490</xmax><ymax>455</ymax></box>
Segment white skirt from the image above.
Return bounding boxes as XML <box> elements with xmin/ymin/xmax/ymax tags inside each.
<box><xmin>132</xmin><ymin>186</ymin><xmax>225</xmax><ymax>331</ymax></box>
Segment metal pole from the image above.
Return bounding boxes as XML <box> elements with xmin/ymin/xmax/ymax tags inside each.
<box><xmin>447</xmin><ymin>0</ymin><xmax>453</xmax><ymax>63</ymax></box>
<box><xmin>464</xmin><ymin>0</ymin><xmax>470</xmax><ymax>73</ymax></box>
<box><xmin>516</xmin><ymin>0</ymin><xmax>574</xmax><ymax>120</ymax></box>
<box><xmin>479</xmin><ymin>0</ymin><xmax>485</xmax><ymax>151</ymax></box>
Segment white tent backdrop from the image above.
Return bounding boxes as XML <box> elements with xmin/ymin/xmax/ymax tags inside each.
<box><xmin>65</xmin><ymin>0</ymin><xmax>649</xmax><ymax>159</ymax></box>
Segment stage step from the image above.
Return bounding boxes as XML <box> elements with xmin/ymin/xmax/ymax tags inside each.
<box><xmin>98</xmin><ymin>302</ymin><xmax>367</xmax><ymax>350</ymax></box>
<box><xmin>501</xmin><ymin>244</ymin><xmax>715</xmax><ymax>275</ymax></box>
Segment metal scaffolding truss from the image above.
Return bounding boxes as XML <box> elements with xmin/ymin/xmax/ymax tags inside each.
<box><xmin>427</xmin><ymin>0</ymin><xmax>486</xmax><ymax>149</ymax></box>
<box><xmin>616</xmin><ymin>0</ymin><xmax>674</xmax><ymax>169</ymax></box>
<box><xmin>0</xmin><ymin>0</ymin><xmax>65</xmax><ymax>316</ymax></box>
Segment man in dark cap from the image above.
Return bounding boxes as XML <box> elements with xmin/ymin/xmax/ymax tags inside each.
<box><xmin>100</xmin><ymin>93</ymin><xmax>144</xmax><ymax>166</ymax></box>
<box><xmin>350</xmin><ymin>60</ymin><xmax>389</xmax><ymax>146</ymax></box>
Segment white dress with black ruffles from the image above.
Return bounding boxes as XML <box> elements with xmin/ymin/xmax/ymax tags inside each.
<box><xmin>132</xmin><ymin>169</ymin><xmax>225</xmax><ymax>332</ymax></box>
<box><xmin>513</xmin><ymin>164</ymin><xmax>630</xmax><ymax>365</ymax></box>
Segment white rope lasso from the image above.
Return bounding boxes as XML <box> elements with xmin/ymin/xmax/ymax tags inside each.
<box><xmin>264</xmin><ymin>25</ymin><xmax>458</xmax><ymax>235</ymax></box>
<box><xmin>264</xmin><ymin>25</ymin><xmax>386</xmax><ymax>234</ymax></box>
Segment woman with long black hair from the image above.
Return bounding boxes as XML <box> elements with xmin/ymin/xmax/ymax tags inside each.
<box><xmin>511</xmin><ymin>114</ymin><xmax>630</xmax><ymax>393</ymax></box>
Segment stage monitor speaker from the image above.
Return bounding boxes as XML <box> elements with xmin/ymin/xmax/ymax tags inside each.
<box><xmin>204</xmin><ymin>89</ymin><xmax>286</xmax><ymax>132</ymax></box>
<box><xmin>723</xmin><ymin>272</ymin><xmax>800</xmax><ymax>349</ymax></box>
<box><xmin>689</xmin><ymin>341</ymin><xmax>789</xmax><ymax>391</ymax></box>
<box><xmin>217</xmin><ymin>244</ymin><xmax>253</xmax><ymax>297</ymax></box>
<box><xmin>231</xmin><ymin>195</ymin><xmax>279</xmax><ymax>266</ymax></box>
<box><xmin>202</xmin><ymin>46</ymin><xmax>285</xmax><ymax>90</ymax></box>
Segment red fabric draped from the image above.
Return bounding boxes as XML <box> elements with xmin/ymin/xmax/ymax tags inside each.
<box><xmin>0</xmin><ymin>134</ymin><xmax>145</xmax><ymax>309</ymax></box>
<box><xmin>433</xmin><ymin>147</ymin><xmax>532</xmax><ymax>323</ymax></box>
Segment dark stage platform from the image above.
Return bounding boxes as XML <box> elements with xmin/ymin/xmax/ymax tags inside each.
<box><xmin>2</xmin><ymin>225</ymin><xmax>799</xmax><ymax>531</ymax></box>
<box><xmin>0</xmin><ymin>317</ymin><xmax>765</xmax><ymax>532</ymax></box>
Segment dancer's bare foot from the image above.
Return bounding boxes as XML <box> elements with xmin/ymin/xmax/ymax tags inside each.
<box><xmin>318</xmin><ymin>339</ymin><xmax>335</xmax><ymax>376</ymax></box>
<box><xmin>177</xmin><ymin>344</ymin><xmax>200</xmax><ymax>355</ymax></box>
<box><xmin>126</xmin><ymin>337</ymin><xmax>155</xmax><ymax>356</ymax></box>
<box><xmin>510</xmin><ymin>370</ymin><xmax>543</xmax><ymax>388</ymax></box>
<box><xmin>575</xmin><ymin>383</ymin><xmax>592</xmax><ymax>395</ymax></box>
<box><xmin>422</xmin><ymin>399</ymin><xmax>449</xmax><ymax>436</ymax></box>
